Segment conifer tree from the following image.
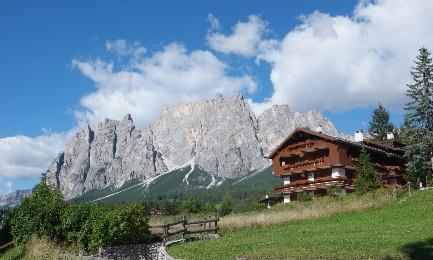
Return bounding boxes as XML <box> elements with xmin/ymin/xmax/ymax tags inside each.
<box><xmin>403</xmin><ymin>47</ymin><xmax>433</xmax><ymax>183</ymax></box>
<box><xmin>219</xmin><ymin>194</ymin><xmax>233</xmax><ymax>216</ymax></box>
<box><xmin>368</xmin><ymin>103</ymin><xmax>394</xmax><ymax>141</ymax></box>
<box><xmin>355</xmin><ymin>146</ymin><xmax>378</xmax><ymax>194</ymax></box>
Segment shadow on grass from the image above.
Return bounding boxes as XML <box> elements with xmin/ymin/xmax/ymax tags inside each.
<box><xmin>400</xmin><ymin>237</ymin><xmax>433</xmax><ymax>260</ymax></box>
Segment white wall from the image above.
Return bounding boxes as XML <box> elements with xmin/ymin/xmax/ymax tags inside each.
<box><xmin>308</xmin><ymin>172</ymin><xmax>315</xmax><ymax>181</ymax></box>
<box><xmin>283</xmin><ymin>176</ymin><xmax>291</xmax><ymax>185</ymax></box>
<box><xmin>332</xmin><ymin>168</ymin><xmax>345</xmax><ymax>178</ymax></box>
<box><xmin>283</xmin><ymin>194</ymin><xmax>291</xmax><ymax>203</ymax></box>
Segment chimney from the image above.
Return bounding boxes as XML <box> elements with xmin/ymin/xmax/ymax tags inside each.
<box><xmin>386</xmin><ymin>132</ymin><xmax>394</xmax><ymax>140</ymax></box>
<box><xmin>354</xmin><ymin>131</ymin><xmax>364</xmax><ymax>142</ymax></box>
<box><xmin>316</xmin><ymin>125</ymin><xmax>323</xmax><ymax>133</ymax></box>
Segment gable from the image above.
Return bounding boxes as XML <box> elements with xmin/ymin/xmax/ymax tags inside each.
<box><xmin>268</xmin><ymin>128</ymin><xmax>335</xmax><ymax>159</ymax></box>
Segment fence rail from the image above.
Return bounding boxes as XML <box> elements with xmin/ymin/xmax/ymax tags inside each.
<box><xmin>0</xmin><ymin>241</ymin><xmax>13</xmax><ymax>251</ymax></box>
<box><xmin>151</xmin><ymin>215</ymin><xmax>219</xmax><ymax>245</ymax></box>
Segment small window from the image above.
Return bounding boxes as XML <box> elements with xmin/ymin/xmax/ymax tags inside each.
<box><xmin>308</xmin><ymin>172</ymin><xmax>315</xmax><ymax>181</ymax></box>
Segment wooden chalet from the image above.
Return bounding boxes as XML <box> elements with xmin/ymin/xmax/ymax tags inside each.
<box><xmin>268</xmin><ymin>128</ymin><xmax>405</xmax><ymax>203</ymax></box>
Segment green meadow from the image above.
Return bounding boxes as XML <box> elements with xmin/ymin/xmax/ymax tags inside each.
<box><xmin>168</xmin><ymin>189</ymin><xmax>433</xmax><ymax>259</ymax></box>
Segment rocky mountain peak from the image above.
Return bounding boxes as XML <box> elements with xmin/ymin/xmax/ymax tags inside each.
<box><xmin>45</xmin><ymin>93</ymin><xmax>340</xmax><ymax>199</ymax></box>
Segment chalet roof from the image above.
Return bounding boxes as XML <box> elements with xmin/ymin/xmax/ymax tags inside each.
<box><xmin>267</xmin><ymin>128</ymin><xmax>335</xmax><ymax>159</ymax></box>
<box><xmin>267</xmin><ymin>128</ymin><xmax>404</xmax><ymax>160</ymax></box>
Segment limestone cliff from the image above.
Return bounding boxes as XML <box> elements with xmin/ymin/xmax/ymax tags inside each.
<box><xmin>45</xmin><ymin>93</ymin><xmax>339</xmax><ymax>199</ymax></box>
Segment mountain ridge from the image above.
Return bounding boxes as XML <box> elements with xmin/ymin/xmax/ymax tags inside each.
<box><xmin>44</xmin><ymin>93</ymin><xmax>340</xmax><ymax>200</ymax></box>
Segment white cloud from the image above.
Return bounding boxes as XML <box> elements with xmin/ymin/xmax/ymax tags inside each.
<box><xmin>250</xmin><ymin>0</ymin><xmax>433</xmax><ymax>113</ymax></box>
<box><xmin>207</xmin><ymin>13</ymin><xmax>220</xmax><ymax>30</ymax></box>
<box><xmin>5</xmin><ymin>181</ymin><xmax>13</xmax><ymax>193</ymax></box>
<box><xmin>72</xmin><ymin>43</ymin><xmax>257</xmax><ymax>128</ymax></box>
<box><xmin>106</xmin><ymin>39</ymin><xmax>146</xmax><ymax>59</ymax></box>
<box><xmin>207</xmin><ymin>15</ymin><xmax>267</xmax><ymax>57</ymax></box>
<box><xmin>0</xmin><ymin>131</ymin><xmax>67</xmax><ymax>181</ymax></box>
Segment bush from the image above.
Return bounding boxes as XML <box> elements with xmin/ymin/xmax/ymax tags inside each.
<box><xmin>9</xmin><ymin>179</ymin><xmax>154</xmax><ymax>253</ymax></box>
<box><xmin>203</xmin><ymin>202</ymin><xmax>217</xmax><ymax>213</ymax></box>
<box><xmin>182</xmin><ymin>197</ymin><xmax>202</xmax><ymax>214</ymax></box>
<box><xmin>355</xmin><ymin>146</ymin><xmax>379</xmax><ymax>194</ymax></box>
<box><xmin>77</xmin><ymin>203</ymin><xmax>108</xmax><ymax>252</ymax></box>
<box><xmin>11</xmin><ymin>182</ymin><xmax>66</xmax><ymax>245</ymax></box>
<box><xmin>72</xmin><ymin>203</ymin><xmax>152</xmax><ymax>252</ymax></box>
<box><xmin>103</xmin><ymin>203</ymin><xmax>152</xmax><ymax>246</ymax></box>
<box><xmin>164</xmin><ymin>200</ymin><xmax>181</xmax><ymax>215</ymax></box>
<box><xmin>327</xmin><ymin>186</ymin><xmax>345</xmax><ymax>199</ymax></box>
<box><xmin>297</xmin><ymin>191</ymin><xmax>313</xmax><ymax>202</ymax></box>
<box><xmin>219</xmin><ymin>195</ymin><xmax>233</xmax><ymax>216</ymax></box>
<box><xmin>0</xmin><ymin>210</ymin><xmax>13</xmax><ymax>244</ymax></box>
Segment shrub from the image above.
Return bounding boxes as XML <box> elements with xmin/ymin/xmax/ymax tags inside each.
<box><xmin>0</xmin><ymin>210</ymin><xmax>13</xmax><ymax>244</ymax></box>
<box><xmin>11</xmin><ymin>181</ymin><xmax>66</xmax><ymax>245</ymax></box>
<box><xmin>102</xmin><ymin>203</ymin><xmax>152</xmax><ymax>246</ymax></box>
<box><xmin>164</xmin><ymin>200</ymin><xmax>181</xmax><ymax>215</ymax></box>
<box><xmin>219</xmin><ymin>195</ymin><xmax>233</xmax><ymax>216</ymax></box>
<box><xmin>203</xmin><ymin>202</ymin><xmax>217</xmax><ymax>213</ymax></box>
<box><xmin>61</xmin><ymin>203</ymin><xmax>101</xmax><ymax>249</ymax></box>
<box><xmin>77</xmin><ymin>203</ymin><xmax>108</xmax><ymax>252</ymax></box>
<box><xmin>355</xmin><ymin>146</ymin><xmax>379</xmax><ymax>194</ymax></box>
<box><xmin>297</xmin><ymin>191</ymin><xmax>313</xmax><ymax>202</ymax></box>
<box><xmin>327</xmin><ymin>186</ymin><xmax>345</xmax><ymax>199</ymax></box>
<box><xmin>182</xmin><ymin>197</ymin><xmax>202</xmax><ymax>214</ymax></box>
<box><xmin>9</xmin><ymin>179</ymin><xmax>154</xmax><ymax>253</ymax></box>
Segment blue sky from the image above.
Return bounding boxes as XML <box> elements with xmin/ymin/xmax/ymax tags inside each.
<box><xmin>2</xmin><ymin>0</ymin><xmax>433</xmax><ymax>194</ymax></box>
<box><xmin>2</xmin><ymin>0</ymin><xmax>360</xmax><ymax>137</ymax></box>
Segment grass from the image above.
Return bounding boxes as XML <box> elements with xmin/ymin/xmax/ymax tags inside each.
<box><xmin>0</xmin><ymin>237</ymin><xmax>78</xmax><ymax>260</ymax></box>
<box><xmin>168</xmin><ymin>189</ymin><xmax>433</xmax><ymax>259</ymax></box>
<box><xmin>219</xmin><ymin>189</ymin><xmax>395</xmax><ymax>230</ymax></box>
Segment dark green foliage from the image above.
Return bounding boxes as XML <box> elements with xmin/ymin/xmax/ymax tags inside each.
<box><xmin>297</xmin><ymin>191</ymin><xmax>313</xmax><ymax>202</ymax></box>
<box><xmin>355</xmin><ymin>147</ymin><xmax>378</xmax><ymax>194</ymax></box>
<box><xmin>74</xmin><ymin>166</ymin><xmax>281</xmax><ymax>214</ymax></box>
<box><xmin>403</xmin><ymin>47</ymin><xmax>433</xmax><ymax>183</ymax></box>
<box><xmin>76</xmin><ymin>203</ymin><xmax>108</xmax><ymax>252</ymax></box>
<box><xmin>163</xmin><ymin>200</ymin><xmax>181</xmax><ymax>215</ymax></box>
<box><xmin>0</xmin><ymin>209</ymin><xmax>13</xmax><ymax>244</ymax></box>
<box><xmin>62</xmin><ymin>203</ymin><xmax>152</xmax><ymax>252</ymax></box>
<box><xmin>203</xmin><ymin>202</ymin><xmax>217</xmax><ymax>213</ymax></box>
<box><xmin>401</xmin><ymin>127</ymin><xmax>433</xmax><ymax>183</ymax></box>
<box><xmin>369</xmin><ymin>103</ymin><xmax>394</xmax><ymax>141</ymax></box>
<box><xmin>11</xmin><ymin>181</ymin><xmax>66</xmax><ymax>245</ymax></box>
<box><xmin>326</xmin><ymin>186</ymin><xmax>345</xmax><ymax>199</ymax></box>
<box><xmin>9</xmin><ymin>179</ymin><xmax>153</xmax><ymax>253</ymax></box>
<box><xmin>182</xmin><ymin>197</ymin><xmax>202</xmax><ymax>214</ymax></box>
<box><xmin>404</xmin><ymin>47</ymin><xmax>433</xmax><ymax>129</ymax></box>
<box><xmin>101</xmin><ymin>203</ymin><xmax>152</xmax><ymax>247</ymax></box>
<box><xmin>219</xmin><ymin>195</ymin><xmax>233</xmax><ymax>216</ymax></box>
<box><xmin>60</xmin><ymin>203</ymin><xmax>107</xmax><ymax>251</ymax></box>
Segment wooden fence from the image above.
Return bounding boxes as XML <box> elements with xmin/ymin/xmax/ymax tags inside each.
<box><xmin>0</xmin><ymin>241</ymin><xmax>13</xmax><ymax>252</ymax></box>
<box><xmin>151</xmin><ymin>216</ymin><xmax>219</xmax><ymax>245</ymax></box>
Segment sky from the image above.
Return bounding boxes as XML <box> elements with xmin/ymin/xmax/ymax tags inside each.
<box><xmin>1</xmin><ymin>0</ymin><xmax>433</xmax><ymax>195</ymax></box>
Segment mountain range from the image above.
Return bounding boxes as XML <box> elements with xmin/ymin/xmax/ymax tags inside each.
<box><xmin>1</xmin><ymin>93</ymin><xmax>341</xmax><ymax>207</ymax></box>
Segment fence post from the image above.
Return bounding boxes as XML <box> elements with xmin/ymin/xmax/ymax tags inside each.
<box><xmin>214</xmin><ymin>214</ymin><xmax>218</xmax><ymax>234</ymax></box>
<box><xmin>182</xmin><ymin>216</ymin><xmax>186</xmax><ymax>240</ymax></box>
<box><xmin>163</xmin><ymin>221</ymin><xmax>168</xmax><ymax>246</ymax></box>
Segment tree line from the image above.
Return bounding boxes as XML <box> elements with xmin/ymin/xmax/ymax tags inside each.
<box><xmin>358</xmin><ymin>47</ymin><xmax>433</xmax><ymax>192</ymax></box>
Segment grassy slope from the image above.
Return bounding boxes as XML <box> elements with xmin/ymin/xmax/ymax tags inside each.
<box><xmin>168</xmin><ymin>189</ymin><xmax>433</xmax><ymax>259</ymax></box>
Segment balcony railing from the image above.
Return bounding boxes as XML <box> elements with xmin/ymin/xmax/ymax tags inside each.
<box><xmin>274</xmin><ymin>176</ymin><xmax>351</xmax><ymax>194</ymax></box>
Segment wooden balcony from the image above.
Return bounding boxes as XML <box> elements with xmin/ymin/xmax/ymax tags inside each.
<box><xmin>274</xmin><ymin>176</ymin><xmax>351</xmax><ymax>194</ymax></box>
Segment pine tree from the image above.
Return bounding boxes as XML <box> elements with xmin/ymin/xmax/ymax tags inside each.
<box><xmin>403</xmin><ymin>47</ymin><xmax>433</xmax><ymax>183</ymax></box>
<box><xmin>368</xmin><ymin>103</ymin><xmax>394</xmax><ymax>141</ymax></box>
<box><xmin>354</xmin><ymin>146</ymin><xmax>378</xmax><ymax>194</ymax></box>
<box><xmin>404</xmin><ymin>47</ymin><xmax>433</xmax><ymax>129</ymax></box>
<box><xmin>219</xmin><ymin>194</ymin><xmax>233</xmax><ymax>216</ymax></box>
